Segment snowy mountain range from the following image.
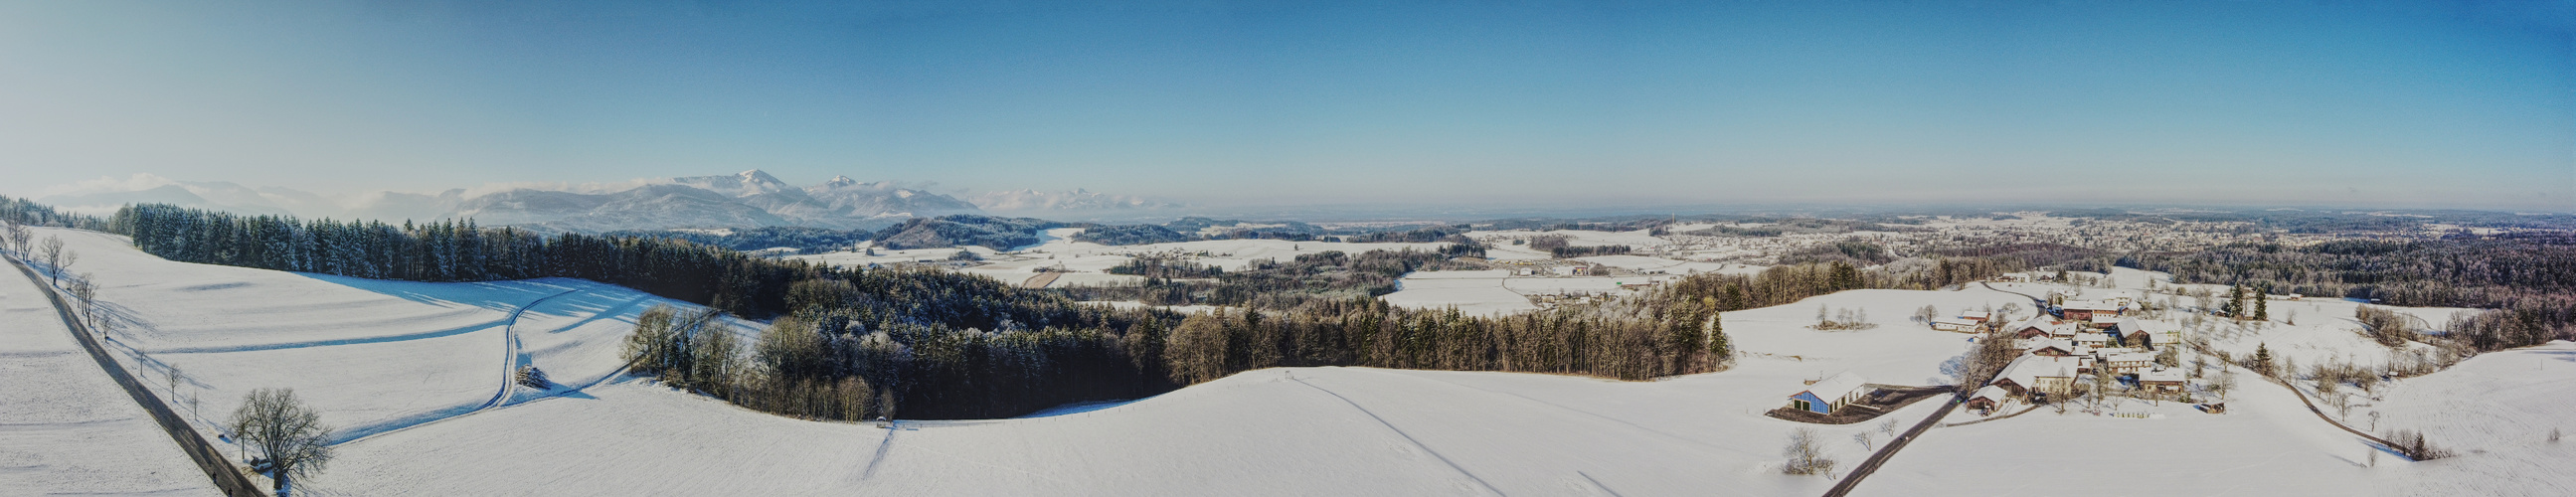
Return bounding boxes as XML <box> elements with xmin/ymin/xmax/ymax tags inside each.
<box><xmin>447</xmin><ymin>170</ymin><xmax>986</xmax><ymax>232</ymax></box>
<box><xmin>32</xmin><ymin>171</ymin><xmax>1172</xmax><ymax>233</ymax></box>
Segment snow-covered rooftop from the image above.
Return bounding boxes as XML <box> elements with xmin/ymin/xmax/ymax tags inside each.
<box><xmin>1970</xmin><ymin>385</ymin><xmax>2010</xmax><ymax>402</ymax></box>
<box><xmin>2000</xmin><ymin>356</ymin><xmax>2083</xmax><ymax>386</ymax></box>
<box><xmin>2063</xmin><ymin>300</ymin><xmax>2123</xmax><ymax>311</ymax></box>
<box><xmin>1800</xmin><ymin>371</ymin><xmax>1870</xmax><ymax>404</ymax></box>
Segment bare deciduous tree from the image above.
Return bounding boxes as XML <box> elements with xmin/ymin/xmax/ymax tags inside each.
<box><xmin>1781</xmin><ymin>427</ymin><xmax>1836</xmax><ymax>476</ymax></box>
<box><xmin>67</xmin><ymin>273</ymin><xmax>97</xmax><ymax>325</ymax></box>
<box><xmin>1164</xmin><ymin>312</ymin><xmax>1229</xmax><ymax>385</ymax></box>
<box><xmin>0</xmin><ymin>220</ymin><xmax>26</xmax><ymax>255</ymax></box>
<box><xmin>229</xmin><ymin>388</ymin><xmax>334</xmax><ymax>496</ymax></box>
<box><xmin>2209</xmin><ymin>370</ymin><xmax>2237</xmax><ymax>401</ymax></box>
<box><xmin>164</xmin><ymin>365</ymin><xmax>183</xmax><ymax>398</ymax></box>
<box><xmin>37</xmin><ymin>236</ymin><xmax>67</xmax><ymax>285</ymax></box>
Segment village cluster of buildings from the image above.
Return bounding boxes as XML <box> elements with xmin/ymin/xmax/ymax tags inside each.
<box><xmin>1782</xmin><ymin>296</ymin><xmax>2200</xmax><ymax>417</ymax></box>
<box><xmin>1967</xmin><ymin>303</ymin><xmax>2189</xmax><ymax>412</ymax></box>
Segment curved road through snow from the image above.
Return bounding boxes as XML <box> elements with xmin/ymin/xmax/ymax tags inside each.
<box><xmin>1978</xmin><ymin>281</ymin><xmax>2048</xmax><ymax>310</ymax></box>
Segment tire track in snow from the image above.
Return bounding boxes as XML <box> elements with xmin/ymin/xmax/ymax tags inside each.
<box><xmin>860</xmin><ymin>422</ymin><xmax>897</xmax><ymax>480</ymax></box>
<box><xmin>1357</xmin><ymin>369</ymin><xmax>1750</xmax><ymax>457</ymax></box>
<box><xmin>1977</xmin><ymin>281</ymin><xmax>2047</xmax><ymax>309</ymax></box>
<box><xmin>1577</xmin><ymin>471</ymin><xmax>1625</xmax><ymax>497</ymax></box>
<box><xmin>536</xmin><ymin>292</ymin><xmax>655</xmax><ymax>335</ymax></box>
<box><xmin>1287</xmin><ymin>374</ymin><xmax>1506</xmax><ymax>497</ymax></box>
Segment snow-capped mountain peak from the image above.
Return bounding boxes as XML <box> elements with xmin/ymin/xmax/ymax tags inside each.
<box><xmin>670</xmin><ymin>169</ymin><xmax>797</xmax><ymax>198</ymax></box>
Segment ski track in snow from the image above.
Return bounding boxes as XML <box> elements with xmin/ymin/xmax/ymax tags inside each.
<box><xmin>332</xmin><ymin>286</ymin><xmax>587</xmax><ymax>445</ymax></box>
<box><xmin>1361</xmin><ymin>369</ymin><xmax>1747</xmax><ymax>458</ymax></box>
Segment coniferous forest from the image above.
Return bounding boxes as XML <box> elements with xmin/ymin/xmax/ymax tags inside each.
<box><xmin>2139</xmin><ymin>236</ymin><xmax>2576</xmax><ymax>351</ymax></box>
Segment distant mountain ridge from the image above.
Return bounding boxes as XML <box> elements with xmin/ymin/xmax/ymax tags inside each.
<box><xmin>36</xmin><ymin>170</ymin><xmax>1178</xmax><ymax>233</ymax></box>
<box><xmin>408</xmin><ymin>170</ymin><xmax>990</xmax><ymax>233</ymax></box>
<box><xmin>37</xmin><ymin>170</ymin><xmax>984</xmax><ymax>233</ymax></box>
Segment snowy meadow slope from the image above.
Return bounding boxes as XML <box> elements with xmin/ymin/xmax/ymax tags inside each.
<box><xmin>1</xmin><ymin>255</ymin><xmax>218</xmax><ymax>496</ymax></box>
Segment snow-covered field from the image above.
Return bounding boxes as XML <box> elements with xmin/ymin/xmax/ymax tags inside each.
<box><xmin>1381</xmin><ymin>269</ymin><xmax>1686</xmax><ymax>315</ymax></box>
<box><xmin>21</xmin><ymin>227</ymin><xmax>759</xmax><ymax>472</ymax></box>
<box><xmin>2371</xmin><ymin>341</ymin><xmax>2576</xmax><ymax>496</ymax></box>
<box><xmin>0</xmin><ymin>256</ymin><xmax>219</xmax><ymax>496</ymax></box>
<box><xmin>14</xmin><ymin>225</ymin><xmax>2566</xmax><ymax>496</ymax></box>
<box><xmin>1379</xmin><ymin>269</ymin><xmax>1540</xmax><ymax>315</ymax></box>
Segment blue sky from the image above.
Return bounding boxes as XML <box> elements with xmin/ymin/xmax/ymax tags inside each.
<box><xmin>2</xmin><ymin>0</ymin><xmax>2570</xmax><ymax>211</ymax></box>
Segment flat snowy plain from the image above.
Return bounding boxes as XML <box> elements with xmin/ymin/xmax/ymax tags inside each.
<box><xmin>10</xmin><ymin>226</ymin><xmax>2570</xmax><ymax>496</ymax></box>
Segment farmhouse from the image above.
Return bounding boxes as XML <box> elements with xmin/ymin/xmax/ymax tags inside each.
<box><xmin>2138</xmin><ymin>368</ymin><xmax>2186</xmax><ymax>395</ymax></box>
<box><xmin>1785</xmin><ymin>372</ymin><xmax>1871</xmax><ymax>414</ymax></box>
<box><xmin>1966</xmin><ymin>385</ymin><xmax>2010</xmax><ymax>413</ymax></box>
<box><xmin>2009</xmin><ymin>316</ymin><xmax>2078</xmax><ymax>340</ymax></box>
<box><xmin>2027</xmin><ymin>340</ymin><xmax>2079</xmax><ymax>357</ymax></box>
<box><xmin>1994</xmin><ymin>356</ymin><xmax>2083</xmax><ymax>399</ymax></box>
<box><xmin>1959</xmin><ymin>310</ymin><xmax>1991</xmax><ymax>323</ymax></box>
<box><xmin>2114</xmin><ymin>318</ymin><xmax>2181</xmax><ymax>348</ymax></box>
<box><xmin>1931</xmin><ymin>317</ymin><xmax>1980</xmax><ymax>332</ymax></box>
<box><xmin>2061</xmin><ymin>299</ymin><xmax>2125</xmax><ymax>320</ymax></box>
<box><xmin>2096</xmin><ymin>350</ymin><xmax>2156</xmax><ymax>376</ymax></box>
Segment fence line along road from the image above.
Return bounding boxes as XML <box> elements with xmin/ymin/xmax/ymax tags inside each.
<box><xmin>8</xmin><ymin>255</ymin><xmax>265</xmax><ymax>497</ymax></box>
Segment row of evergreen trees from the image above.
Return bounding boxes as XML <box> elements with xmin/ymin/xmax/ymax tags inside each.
<box><xmin>1</xmin><ymin>195</ymin><xmax>109</xmax><ymax>230</ymax></box>
<box><xmin>112</xmin><ymin>204</ymin><xmax>815</xmax><ymax>317</ymax></box>
<box><xmin>115</xmin><ymin>203</ymin><xmax>1171</xmax><ymax>419</ymax></box>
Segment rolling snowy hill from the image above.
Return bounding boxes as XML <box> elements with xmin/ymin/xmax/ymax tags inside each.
<box><xmin>13</xmin><ymin>225</ymin><xmax>2571</xmax><ymax>496</ymax></box>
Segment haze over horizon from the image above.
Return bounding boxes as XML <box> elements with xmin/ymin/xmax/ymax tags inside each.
<box><xmin>4</xmin><ymin>0</ymin><xmax>2571</xmax><ymax>212</ymax></box>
